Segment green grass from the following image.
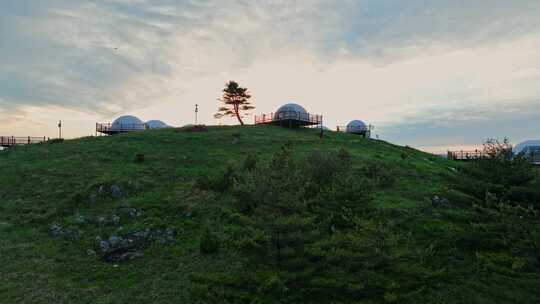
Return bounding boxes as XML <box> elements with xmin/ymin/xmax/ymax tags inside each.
<box><xmin>0</xmin><ymin>125</ymin><xmax>537</xmax><ymax>303</ymax></box>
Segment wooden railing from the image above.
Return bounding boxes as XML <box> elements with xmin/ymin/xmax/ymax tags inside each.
<box><xmin>0</xmin><ymin>136</ymin><xmax>48</xmax><ymax>147</ymax></box>
<box><xmin>96</xmin><ymin>123</ymin><xmax>147</xmax><ymax>133</ymax></box>
<box><xmin>336</xmin><ymin>125</ymin><xmax>373</xmax><ymax>133</ymax></box>
<box><xmin>254</xmin><ymin>111</ymin><xmax>322</xmax><ymax>125</ymax></box>
<box><xmin>447</xmin><ymin>150</ymin><xmax>486</xmax><ymax>161</ymax></box>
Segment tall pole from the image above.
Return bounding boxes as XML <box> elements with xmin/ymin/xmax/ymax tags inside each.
<box><xmin>195</xmin><ymin>104</ymin><xmax>199</xmax><ymax>125</ymax></box>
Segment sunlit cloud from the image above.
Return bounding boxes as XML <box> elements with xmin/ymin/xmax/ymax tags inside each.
<box><xmin>1</xmin><ymin>0</ymin><xmax>540</xmax><ymax>151</ymax></box>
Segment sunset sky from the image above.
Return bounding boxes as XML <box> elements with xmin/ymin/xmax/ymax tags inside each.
<box><xmin>1</xmin><ymin>1</ymin><xmax>540</xmax><ymax>152</ymax></box>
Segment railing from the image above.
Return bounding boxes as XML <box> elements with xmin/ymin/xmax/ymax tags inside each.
<box><xmin>254</xmin><ymin>111</ymin><xmax>322</xmax><ymax>125</ymax></box>
<box><xmin>532</xmin><ymin>154</ymin><xmax>540</xmax><ymax>165</ymax></box>
<box><xmin>447</xmin><ymin>150</ymin><xmax>486</xmax><ymax>161</ymax></box>
<box><xmin>336</xmin><ymin>125</ymin><xmax>373</xmax><ymax>132</ymax></box>
<box><xmin>0</xmin><ymin>136</ymin><xmax>48</xmax><ymax>147</ymax></box>
<box><xmin>96</xmin><ymin>123</ymin><xmax>147</xmax><ymax>133</ymax></box>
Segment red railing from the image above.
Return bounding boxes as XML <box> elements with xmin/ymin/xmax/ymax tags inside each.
<box><xmin>254</xmin><ymin>111</ymin><xmax>322</xmax><ymax>125</ymax></box>
<box><xmin>0</xmin><ymin>136</ymin><xmax>47</xmax><ymax>147</ymax></box>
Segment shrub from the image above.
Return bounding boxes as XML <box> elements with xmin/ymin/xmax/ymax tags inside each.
<box><xmin>457</xmin><ymin>138</ymin><xmax>538</xmax><ymax>206</ymax></box>
<box><xmin>134</xmin><ymin>153</ymin><xmax>145</xmax><ymax>163</ymax></box>
<box><xmin>48</xmin><ymin>138</ymin><xmax>64</xmax><ymax>144</ymax></box>
<box><xmin>362</xmin><ymin>162</ymin><xmax>397</xmax><ymax>188</ymax></box>
<box><xmin>199</xmin><ymin>228</ymin><xmax>220</xmax><ymax>254</ymax></box>
<box><xmin>243</xmin><ymin>153</ymin><xmax>258</xmax><ymax>171</ymax></box>
<box><xmin>196</xmin><ymin>162</ymin><xmax>237</xmax><ymax>192</ymax></box>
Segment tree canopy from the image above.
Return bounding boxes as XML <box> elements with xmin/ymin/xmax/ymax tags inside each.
<box><xmin>215</xmin><ymin>81</ymin><xmax>254</xmax><ymax>125</ymax></box>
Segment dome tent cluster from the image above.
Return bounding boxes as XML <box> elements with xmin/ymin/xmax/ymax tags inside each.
<box><xmin>98</xmin><ymin>101</ymin><xmax>373</xmax><ymax>139</ymax></box>
<box><xmin>97</xmin><ymin>115</ymin><xmax>172</xmax><ymax>135</ymax></box>
<box><xmin>255</xmin><ymin>102</ymin><xmax>372</xmax><ymax>138</ymax></box>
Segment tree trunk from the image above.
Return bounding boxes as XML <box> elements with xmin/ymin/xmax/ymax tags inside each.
<box><xmin>234</xmin><ymin>104</ymin><xmax>244</xmax><ymax>125</ymax></box>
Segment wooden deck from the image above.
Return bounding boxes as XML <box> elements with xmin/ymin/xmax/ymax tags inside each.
<box><xmin>254</xmin><ymin>111</ymin><xmax>322</xmax><ymax>127</ymax></box>
<box><xmin>96</xmin><ymin>123</ymin><xmax>147</xmax><ymax>135</ymax></box>
<box><xmin>447</xmin><ymin>150</ymin><xmax>486</xmax><ymax>161</ymax></box>
<box><xmin>0</xmin><ymin>136</ymin><xmax>48</xmax><ymax>148</ymax></box>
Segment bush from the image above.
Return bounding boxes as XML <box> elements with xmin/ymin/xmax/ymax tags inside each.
<box><xmin>457</xmin><ymin>138</ymin><xmax>538</xmax><ymax>206</ymax></box>
<box><xmin>47</xmin><ymin>138</ymin><xmax>64</xmax><ymax>144</ymax></box>
<box><xmin>243</xmin><ymin>153</ymin><xmax>258</xmax><ymax>171</ymax></box>
<box><xmin>134</xmin><ymin>153</ymin><xmax>145</xmax><ymax>163</ymax></box>
<box><xmin>199</xmin><ymin>228</ymin><xmax>220</xmax><ymax>254</ymax></box>
<box><xmin>362</xmin><ymin>162</ymin><xmax>397</xmax><ymax>188</ymax></box>
<box><xmin>196</xmin><ymin>163</ymin><xmax>237</xmax><ymax>192</ymax></box>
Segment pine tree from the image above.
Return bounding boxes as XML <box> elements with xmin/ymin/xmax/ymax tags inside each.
<box><xmin>215</xmin><ymin>81</ymin><xmax>254</xmax><ymax>125</ymax></box>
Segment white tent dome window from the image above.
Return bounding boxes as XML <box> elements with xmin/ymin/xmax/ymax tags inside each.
<box><xmin>274</xmin><ymin>103</ymin><xmax>309</xmax><ymax>121</ymax></box>
<box><xmin>146</xmin><ymin>120</ymin><xmax>170</xmax><ymax>129</ymax></box>
<box><xmin>111</xmin><ymin>115</ymin><xmax>146</xmax><ymax>131</ymax></box>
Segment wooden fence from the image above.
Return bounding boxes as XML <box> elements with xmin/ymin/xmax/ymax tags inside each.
<box><xmin>0</xmin><ymin>136</ymin><xmax>48</xmax><ymax>147</ymax></box>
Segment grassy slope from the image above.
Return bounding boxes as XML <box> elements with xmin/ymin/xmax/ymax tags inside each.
<box><xmin>0</xmin><ymin>125</ymin><xmax>517</xmax><ymax>303</ymax></box>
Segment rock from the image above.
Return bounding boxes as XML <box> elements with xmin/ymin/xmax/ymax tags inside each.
<box><xmin>99</xmin><ymin>240</ymin><xmax>110</xmax><ymax>253</ymax></box>
<box><xmin>184</xmin><ymin>211</ymin><xmax>193</xmax><ymax>219</ymax></box>
<box><xmin>97</xmin><ymin>216</ymin><xmax>106</xmax><ymax>227</ymax></box>
<box><xmin>111</xmin><ymin>214</ymin><xmax>121</xmax><ymax>226</ymax></box>
<box><xmin>96</xmin><ymin>236</ymin><xmax>110</xmax><ymax>253</ymax></box>
<box><xmin>74</xmin><ymin>214</ymin><xmax>85</xmax><ymax>224</ymax></box>
<box><xmin>120</xmin><ymin>207</ymin><xmax>140</xmax><ymax>218</ymax></box>
<box><xmin>88</xmin><ymin>194</ymin><xmax>97</xmax><ymax>204</ymax></box>
<box><xmin>111</xmin><ymin>185</ymin><xmax>122</xmax><ymax>198</ymax></box>
<box><xmin>119</xmin><ymin>251</ymin><xmax>144</xmax><ymax>261</ymax></box>
<box><xmin>65</xmin><ymin>229</ymin><xmax>82</xmax><ymax>239</ymax></box>
<box><xmin>104</xmin><ymin>249</ymin><xmax>144</xmax><ymax>263</ymax></box>
<box><xmin>431</xmin><ymin>195</ymin><xmax>450</xmax><ymax>208</ymax></box>
<box><xmin>87</xmin><ymin>249</ymin><xmax>97</xmax><ymax>256</ymax></box>
<box><xmin>98</xmin><ymin>185</ymin><xmax>105</xmax><ymax>195</ymax></box>
<box><xmin>49</xmin><ymin>223</ymin><xmax>63</xmax><ymax>238</ymax></box>
<box><xmin>165</xmin><ymin>227</ymin><xmax>175</xmax><ymax>240</ymax></box>
<box><xmin>108</xmin><ymin>235</ymin><xmax>123</xmax><ymax>248</ymax></box>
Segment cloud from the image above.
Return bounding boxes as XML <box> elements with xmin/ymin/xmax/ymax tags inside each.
<box><xmin>1</xmin><ymin>0</ymin><xmax>540</xmax><ymax>150</ymax></box>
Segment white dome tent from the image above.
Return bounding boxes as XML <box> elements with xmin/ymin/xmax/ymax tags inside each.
<box><xmin>96</xmin><ymin>115</ymin><xmax>147</xmax><ymax>135</ymax></box>
<box><xmin>146</xmin><ymin>120</ymin><xmax>170</xmax><ymax>129</ymax></box>
<box><xmin>346</xmin><ymin>120</ymin><xmax>368</xmax><ymax>134</ymax></box>
<box><xmin>514</xmin><ymin>140</ymin><xmax>540</xmax><ymax>164</ymax></box>
<box><xmin>337</xmin><ymin>119</ymin><xmax>372</xmax><ymax>138</ymax></box>
<box><xmin>254</xmin><ymin>101</ymin><xmax>323</xmax><ymax>128</ymax></box>
<box><xmin>274</xmin><ymin>103</ymin><xmax>309</xmax><ymax>120</ymax></box>
<box><xmin>111</xmin><ymin>115</ymin><xmax>146</xmax><ymax>131</ymax></box>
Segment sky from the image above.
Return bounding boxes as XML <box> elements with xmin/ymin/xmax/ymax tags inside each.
<box><xmin>1</xmin><ymin>0</ymin><xmax>540</xmax><ymax>153</ymax></box>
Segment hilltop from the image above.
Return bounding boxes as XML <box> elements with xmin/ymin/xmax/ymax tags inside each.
<box><xmin>1</xmin><ymin>125</ymin><xmax>539</xmax><ymax>303</ymax></box>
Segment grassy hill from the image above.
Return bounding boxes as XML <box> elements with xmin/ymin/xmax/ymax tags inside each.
<box><xmin>1</xmin><ymin>125</ymin><xmax>539</xmax><ymax>303</ymax></box>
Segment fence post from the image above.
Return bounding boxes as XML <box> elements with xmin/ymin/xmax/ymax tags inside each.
<box><xmin>28</xmin><ymin>136</ymin><xmax>30</xmax><ymax>144</ymax></box>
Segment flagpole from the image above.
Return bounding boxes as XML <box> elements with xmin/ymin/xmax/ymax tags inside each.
<box><xmin>195</xmin><ymin>104</ymin><xmax>199</xmax><ymax>125</ymax></box>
